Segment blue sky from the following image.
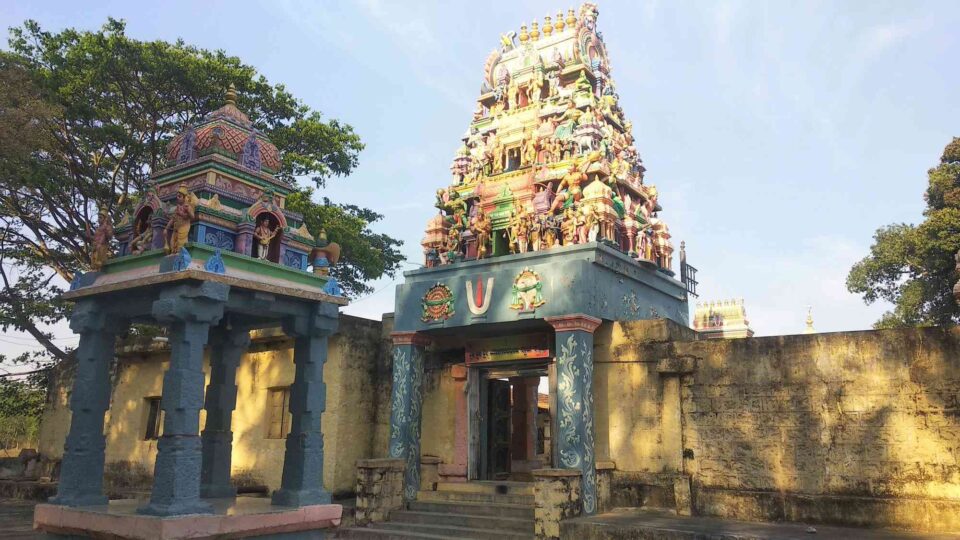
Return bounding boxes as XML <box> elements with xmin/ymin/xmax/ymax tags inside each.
<box><xmin>1</xmin><ymin>0</ymin><xmax>958</xmax><ymax>357</ymax></box>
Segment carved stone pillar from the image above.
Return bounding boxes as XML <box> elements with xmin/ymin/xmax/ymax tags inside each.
<box><xmin>139</xmin><ymin>282</ymin><xmax>228</xmax><ymax>516</ymax></box>
<box><xmin>150</xmin><ymin>214</ymin><xmax>168</xmax><ymax>251</ymax></box>
<box><xmin>272</xmin><ymin>301</ymin><xmax>339</xmax><ymax>507</ymax></box>
<box><xmin>236</xmin><ymin>221</ymin><xmax>254</xmax><ymax>257</ymax></box>
<box><xmin>545</xmin><ymin>314</ymin><xmax>601</xmax><ymax>515</ymax></box>
<box><xmin>50</xmin><ymin>300</ymin><xmax>125</xmax><ymax>507</ymax></box>
<box><xmin>199</xmin><ymin>325</ymin><xmax>250</xmax><ymax>499</ymax></box>
<box><xmin>387</xmin><ymin>331</ymin><xmax>430</xmax><ymax>501</ymax></box>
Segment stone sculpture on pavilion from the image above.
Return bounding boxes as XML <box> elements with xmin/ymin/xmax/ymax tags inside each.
<box><xmin>36</xmin><ymin>85</ymin><xmax>346</xmax><ymax>539</ymax></box>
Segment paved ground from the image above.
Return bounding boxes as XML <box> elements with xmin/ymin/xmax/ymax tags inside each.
<box><xmin>564</xmin><ymin>508</ymin><xmax>960</xmax><ymax>540</ymax></box>
<box><xmin>0</xmin><ymin>499</ymin><xmax>38</xmax><ymax>539</ymax></box>
<box><xmin>3</xmin><ymin>501</ymin><xmax>959</xmax><ymax>539</ymax></box>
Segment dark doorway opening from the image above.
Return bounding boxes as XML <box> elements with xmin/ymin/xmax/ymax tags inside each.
<box><xmin>477</xmin><ymin>363</ymin><xmax>552</xmax><ymax>481</ymax></box>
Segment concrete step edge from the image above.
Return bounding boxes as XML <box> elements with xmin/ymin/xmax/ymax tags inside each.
<box><xmin>370</xmin><ymin>521</ymin><xmax>535</xmax><ymax>539</ymax></box>
<box><xmin>391</xmin><ymin>510</ymin><xmax>533</xmax><ymax>526</ymax></box>
<box><xmin>334</xmin><ymin>527</ymin><xmax>458</xmax><ymax>539</ymax></box>
<box><xmin>408</xmin><ymin>500</ymin><xmax>535</xmax><ymax>517</ymax></box>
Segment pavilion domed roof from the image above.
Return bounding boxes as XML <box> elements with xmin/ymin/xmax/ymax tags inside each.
<box><xmin>165</xmin><ymin>84</ymin><xmax>282</xmax><ymax>176</ymax></box>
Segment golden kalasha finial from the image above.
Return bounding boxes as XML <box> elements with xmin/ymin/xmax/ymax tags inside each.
<box><xmin>530</xmin><ymin>21</ymin><xmax>540</xmax><ymax>41</ymax></box>
<box><xmin>543</xmin><ymin>15</ymin><xmax>554</xmax><ymax>36</ymax></box>
<box><xmin>519</xmin><ymin>24</ymin><xmax>529</xmax><ymax>42</ymax></box>
<box><xmin>554</xmin><ymin>11</ymin><xmax>566</xmax><ymax>31</ymax></box>
<box><xmin>566</xmin><ymin>8</ymin><xmax>577</xmax><ymax>27</ymax></box>
<box><xmin>225</xmin><ymin>83</ymin><xmax>237</xmax><ymax>106</ymax></box>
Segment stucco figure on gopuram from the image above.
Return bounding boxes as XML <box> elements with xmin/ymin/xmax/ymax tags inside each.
<box><xmin>423</xmin><ymin>4</ymin><xmax>676</xmax><ymax>272</ymax></box>
<box><xmin>35</xmin><ymin>85</ymin><xmax>346</xmax><ymax>538</ymax></box>
<box><xmin>382</xmin><ymin>4</ymin><xmax>698</xmax><ymax>522</ymax></box>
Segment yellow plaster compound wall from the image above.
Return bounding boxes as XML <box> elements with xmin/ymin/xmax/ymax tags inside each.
<box><xmin>601</xmin><ymin>319</ymin><xmax>960</xmax><ymax>530</ymax></box>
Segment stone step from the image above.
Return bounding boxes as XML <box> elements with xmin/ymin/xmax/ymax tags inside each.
<box><xmin>390</xmin><ymin>510</ymin><xmax>533</xmax><ymax>533</ymax></box>
<box><xmin>408</xmin><ymin>500</ymin><xmax>535</xmax><ymax>519</ymax></box>
<box><xmin>417</xmin><ymin>489</ymin><xmax>535</xmax><ymax>505</ymax></box>
<box><xmin>435</xmin><ymin>481</ymin><xmax>534</xmax><ymax>496</ymax></box>
<box><xmin>333</xmin><ymin>527</ymin><xmax>454</xmax><ymax>539</ymax></box>
<box><xmin>368</xmin><ymin>521</ymin><xmax>535</xmax><ymax>540</ymax></box>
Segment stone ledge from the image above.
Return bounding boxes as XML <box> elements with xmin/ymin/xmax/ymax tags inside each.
<box><xmin>695</xmin><ymin>487</ymin><xmax>960</xmax><ymax>533</ymax></box>
<box><xmin>656</xmin><ymin>357</ymin><xmax>697</xmax><ymax>375</ymax></box>
<box><xmin>356</xmin><ymin>458</ymin><xmax>405</xmax><ymax>470</ymax></box>
<box><xmin>533</xmin><ymin>468</ymin><xmax>583</xmax><ymax>478</ymax></box>
<box><xmin>34</xmin><ymin>498</ymin><xmax>342</xmax><ymax>540</ymax></box>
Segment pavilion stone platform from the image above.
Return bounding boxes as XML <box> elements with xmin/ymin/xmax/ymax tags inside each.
<box><xmin>35</xmin><ymin>243</ymin><xmax>348</xmax><ymax>539</ymax></box>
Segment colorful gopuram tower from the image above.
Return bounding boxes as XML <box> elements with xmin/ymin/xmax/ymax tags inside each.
<box><xmin>386</xmin><ymin>4</ymin><xmax>696</xmax><ymax>519</ymax></box>
<box><xmin>423</xmin><ymin>3</ymin><xmax>675</xmax><ymax>272</ymax></box>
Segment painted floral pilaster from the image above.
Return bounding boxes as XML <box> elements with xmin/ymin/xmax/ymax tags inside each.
<box><xmin>50</xmin><ymin>300</ymin><xmax>125</xmax><ymax>507</ymax></box>
<box><xmin>140</xmin><ymin>282</ymin><xmax>228</xmax><ymax>516</ymax></box>
<box><xmin>388</xmin><ymin>331</ymin><xmax>430</xmax><ymax>501</ymax></box>
<box><xmin>199</xmin><ymin>325</ymin><xmax>251</xmax><ymax>499</ymax></box>
<box><xmin>272</xmin><ymin>301</ymin><xmax>339</xmax><ymax>507</ymax></box>
<box><xmin>545</xmin><ymin>314</ymin><xmax>601</xmax><ymax>515</ymax></box>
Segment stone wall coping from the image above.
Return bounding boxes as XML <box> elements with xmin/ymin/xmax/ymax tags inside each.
<box><xmin>596</xmin><ymin>461</ymin><xmax>616</xmax><ymax>471</ymax></box>
<box><xmin>356</xmin><ymin>458</ymin><xmax>406</xmax><ymax>470</ymax></box>
<box><xmin>420</xmin><ymin>456</ymin><xmax>442</xmax><ymax>465</ymax></box>
<box><xmin>533</xmin><ymin>468</ymin><xmax>583</xmax><ymax>478</ymax></box>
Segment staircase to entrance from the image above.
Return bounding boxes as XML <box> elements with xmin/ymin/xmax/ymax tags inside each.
<box><xmin>336</xmin><ymin>481</ymin><xmax>535</xmax><ymax>539</ymax></box>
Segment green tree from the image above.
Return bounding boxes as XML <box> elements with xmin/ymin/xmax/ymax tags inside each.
<box><xmin>0</xmin><ymin>377</ymin><xmax>45</xmax><ymax>450</ymax></box>
<box><xmin>0</xmin><ymin>19</ymin><xmax>403</xmax><ymax>366</ymax></box>
<box><xmin>847</xmin><ymin>138</ymin><xmax>960</xmax><ymax>328</ymax></box>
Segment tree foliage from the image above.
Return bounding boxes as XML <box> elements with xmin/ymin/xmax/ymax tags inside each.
<box><xmin>847</xmin><ymin>138</ymin><xmax>960</xmax><ymax>328</ymax></box>
<box><xmin>0</xmin><ymin>19</ymin><xmax>403</xmax><ymax>366</ymax></box>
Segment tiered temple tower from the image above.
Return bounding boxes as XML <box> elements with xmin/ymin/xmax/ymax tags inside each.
<box><xmin>423</xmin><ymin>4</ymin><xmax>674</xmax><ymax>271</ymax></box>
<box><xmin>693</xmin><ymin>299</ymin><xmax>755</xmax><ymax>339</ymax></box>
<box><xmin>386</xmin><ymin>4</ymin><xmax>696</xmax><ymax>518</ymax></box>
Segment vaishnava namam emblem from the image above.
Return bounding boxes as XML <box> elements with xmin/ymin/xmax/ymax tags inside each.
<box><xmin>421</xmin><ymin>283</ymin><xmax>455</xmax><ymax>322</ymax></box>
<box><xmin>510</xmin><ymin>268</ymin><xmax>546</xmax><ymax>311</ymax></box>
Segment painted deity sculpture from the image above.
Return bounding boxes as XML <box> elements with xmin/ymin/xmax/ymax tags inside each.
<box><xmin>253</xmin><ymin>216</ymin><xmax>280</xmax><ymax>260</ymax></box>
<box><xmin>87</xmin><ymin>207</ymin><xmax>114</xmax><ymax>271</ymax></box>
<box><xmin>553</xmin><ymin>99</ymin><xmax>583</xmax><ymax>140</ymax></box>
<box><xmin>472</xmin><ymin>209</ymin><xmax>492</xmax><ymax>259</ymax></box>
<box><xmin>164</xmin><ymin>183</ymin><xmax>197</xmax><ymax>254</ymax></box>
<box><xmin>129</xmin><ymin>218</ymin><xmax>154</xmax><ymax>256</ymax></box>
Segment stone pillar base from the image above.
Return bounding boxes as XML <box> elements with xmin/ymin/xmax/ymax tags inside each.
<box><xmin>355</xmin><ymin>458</ymin><xmax>406</xmax><ymax>526</ymax></box>
<box><xmin>596</xmin><ymin>461</ymin><xmax>616</xmax><ymax>514</ymax></box>
<box><xmin>420</xmin><ymin>456</ymin><xmax>441</xmax><ymax>491</ymax></box>
<box><xmin>533</xmin><ymin>468</ymin><xmax>582</xmax><ymax>540</ymax></box>
<box><xmin>34</xmin><ymin>499</ymin><xmax>342</xmax><ymax>539</ymax></box>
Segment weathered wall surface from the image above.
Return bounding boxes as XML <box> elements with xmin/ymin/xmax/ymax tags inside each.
<box><xmin>602</xmin><ymin>319</ymin><xmax>960</xmax><ymax>531</ymax></box>
<box><xmin>38</xmin><ymin>314</ymin><xmax>389</xmax><ymax>497</ymax></box>
<box><xmin>419</xmin><ymin>362</ymin><xmax>458</xmax><ymax>466</ymax></box>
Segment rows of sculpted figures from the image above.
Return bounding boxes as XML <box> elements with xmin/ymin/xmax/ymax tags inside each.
<box><xmin>422</xmin><ymin>4</ymin><xmax>674</xmax><ymax>273</ymax></box>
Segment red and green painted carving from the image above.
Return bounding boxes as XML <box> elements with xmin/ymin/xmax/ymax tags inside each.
<box><xmin>421</xmin><ymin>283</ymin><xmax>455</xmax><ymax>322</ymax></box>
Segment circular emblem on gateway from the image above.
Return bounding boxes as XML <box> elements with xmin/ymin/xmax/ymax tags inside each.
<box><xmin>421</xmin><ymin>283</ymin><xmax>455</xmax><ymax>322</ymax></box>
